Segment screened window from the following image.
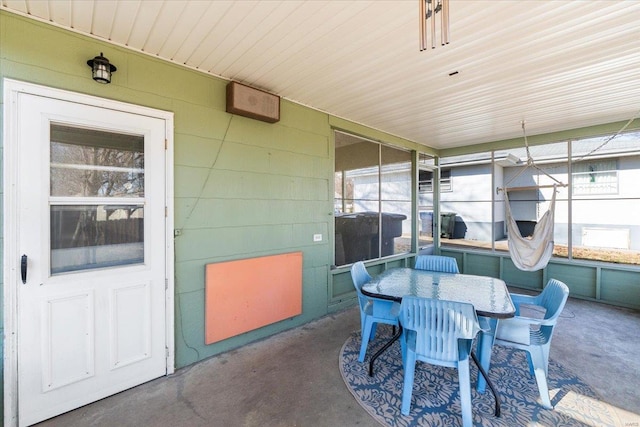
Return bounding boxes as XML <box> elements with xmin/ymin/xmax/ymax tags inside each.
<box><xmin>435</xmin><ymin>130</ymin><xmax>640</xmax><ymax>265</ymax></box>
<box><xmin>334</xmin><ymin>132</ymin><xmax>412</xmax><ymax>266</ymax></box>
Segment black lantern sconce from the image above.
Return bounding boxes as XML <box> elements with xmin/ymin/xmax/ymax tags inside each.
<box><xmin>87</xmin><ymin>52</ymin><xmax>117</xmax><ymax>84</ymax></box>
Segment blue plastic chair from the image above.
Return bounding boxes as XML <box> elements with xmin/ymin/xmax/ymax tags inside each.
<box><xmin>414</xmin><ymin>255</ymin><xmax>460</xmax><ymax>273</ymax></box>
<box><xmin>399</xmin><ymin>296</ymin><xmax>481</xmax><ymax>426</ymax></box>
<box><xmin>351</xmin><ymin>261</ymin><xmax>400</xmax><ymax>363</ymax></box>
<box><xmin>493</xmin><ymin>279</ymin><xmax>569</xmax><ymax>409</ymax></box>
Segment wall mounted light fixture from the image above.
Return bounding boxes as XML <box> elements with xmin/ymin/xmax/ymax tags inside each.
<box><xmin>87</xmin><ymin>52</ymin><xmax>117</xmax><ymax>84</ymax></box>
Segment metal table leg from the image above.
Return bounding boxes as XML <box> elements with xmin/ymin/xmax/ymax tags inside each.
<box><xmin>368</xmin><ymin>325</ymin><xmax>403</xmax><ymax>376</ymax></box>
<box><xmin>471</xmin><ymin>350</ymin><xmax>501</xmax><ymax>417</ymax></box>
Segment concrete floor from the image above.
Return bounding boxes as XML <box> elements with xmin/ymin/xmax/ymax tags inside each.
<box><xmin>36</xmin><ymin>291</ymin><xmax>640</xmax><ymax>427</ymax></box>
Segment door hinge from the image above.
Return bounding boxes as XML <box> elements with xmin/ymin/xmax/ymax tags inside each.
<box><xmin>165</xmin><ymin>139</ymin><xmax>168</xmax><ymax>150</ymax></box>
<box><xmin>165</xmin><ymin>278</ymin><xmax>169</xmax><ymax>290</ymax></box>
<box><xmin>165</xmin><ymin>206</ymin><xmax>168</xmax><ymax>217</ymax></box>
<box><xmin>166</xmin><ymin>347</ymin><xmax>170</xmax><ymax>358</ymax></box>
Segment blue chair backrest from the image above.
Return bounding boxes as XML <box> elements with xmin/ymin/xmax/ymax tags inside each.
<box><xmin>414</xmin><ymin>255</ymin><xmax>460</xmax><ymax>273</ymax></box>
<box><xmin>400</xmin><ymin>296</ymin><xmax>479</xmax><ymax>363</ymax></box>
<box><xmin>537</xmin><ymin>278</ymin><xmax>569</xmax><ymax>321</ymax></box>
<box><xmin>533</xmin><ymin>278</ymin><xmax>569</xmax><ymax>345</ymax></box>
<box><xmin>351</xmin><ymin>261</ymin><xmax>372</xmax><ymax>308</ymax></box>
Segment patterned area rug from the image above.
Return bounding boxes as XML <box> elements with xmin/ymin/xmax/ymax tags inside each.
<box><xmin>339</xmin><ymin>328</ymin><xmax>620</xmax><ymax>426</ymax></box>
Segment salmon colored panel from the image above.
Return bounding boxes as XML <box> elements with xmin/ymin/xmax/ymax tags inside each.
<box><xmin>205</xmin><ymin>252</ymin><xmax>303</xmax><ymax>344</ymax></box>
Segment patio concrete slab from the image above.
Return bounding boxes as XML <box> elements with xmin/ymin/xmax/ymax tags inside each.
<box><xmin>35</xmin><ymin>292</ymin><xmax>640</xmax><ymax>427</ymax></box>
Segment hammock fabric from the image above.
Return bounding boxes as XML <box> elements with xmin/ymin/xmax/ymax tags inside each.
<box><xmin>504</xmin><ymin>190</ymin><xmax>556</xmax><ymax>271</ymax></box>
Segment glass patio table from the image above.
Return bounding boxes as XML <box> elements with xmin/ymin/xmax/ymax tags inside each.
<box><xmin>361</xmin><ymin>267</ymin><xmax>516</xmax><ymax>395</ymax></box>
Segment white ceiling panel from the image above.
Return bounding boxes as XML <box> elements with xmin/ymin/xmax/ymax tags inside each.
<box><xmin>156</xmin><ymin>0</ymin><xmax>212</xmax><ymax>60</ymax></box>
<box><xmin>143</xmin><ymin>1</ymin><xmax>189</xmax><ymax>54</ymax></box>
<box><xmin>70</xmin><ymin>0</ymin><xmax>94</xmax><ymax>33</ymax></box>
<box><xmin>3</xmin><ymin>0</ymin><xmax>26</xmax><ymax>14</ymax></box>
<box><xmin>90</xmin><ymin>0</ymin><xmax>117</xmax><ymax>39</ymax></box>
<box><xmin>25</xmin><ymin>0</ymin><xmax>48</xmax><ymax>20</ymax></box>
<box><xmin>108</xmin><ymin>0</ymin><xmax>140</xmax><ymax>45</ymax></box>
<box><xmin>125</xmin><ymin>0</ymin><xmax>162</xmax><ymax>50</ymax></box>
<box><xmin>170</xmin><ymin>2</ymin><xmax>229</xmax><ymax>65</ymax></box>
<box><xmin>2</xmin><ymin>0</ymin><xmax>639</xmax><ymax>150</ymax></box>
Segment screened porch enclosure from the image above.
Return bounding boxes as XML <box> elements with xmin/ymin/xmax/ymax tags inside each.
<box><xmin>333</xmin><ymin>128</ymin><xmax>640</xmax><ymax>268</ymax></box>
<box><xmin>436</xmin><ymin>132</ymin><xmax>640</xmax><ymax>265</ymax></box>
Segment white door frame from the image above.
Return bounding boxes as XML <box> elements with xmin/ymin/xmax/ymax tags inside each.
<box><xmin>2</xmin><ymin>79</ymin><xmax>175</xmax><ymax>426</ymax></box>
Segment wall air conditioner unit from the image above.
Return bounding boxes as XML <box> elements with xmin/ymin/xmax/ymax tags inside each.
<box><xmin>226</xmin><ymin>81</ymin><xmax>280</xmax><ymax>123</ymax></box>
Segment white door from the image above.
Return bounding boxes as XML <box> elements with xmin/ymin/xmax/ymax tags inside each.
<box><xmin>14</xmin><ymin>92</ymin><xmax>169</xmax><ymax>426</ymax></box>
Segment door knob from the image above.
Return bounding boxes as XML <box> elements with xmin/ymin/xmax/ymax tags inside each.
<box><xmin>21</xmin><ymin>254</ymin><xmax>27</xmax><ymax>284</ymax></box>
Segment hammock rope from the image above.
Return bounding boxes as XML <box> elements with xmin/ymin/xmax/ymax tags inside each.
<box><xmin>502</xmin><ymin>121</ymin><xmax>565</xmax><ymax>191</ymax></box>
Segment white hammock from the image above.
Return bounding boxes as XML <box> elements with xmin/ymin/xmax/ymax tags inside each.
<box><xmin>504</xmin><ymin>190</ymin><xmax>556</xmax><ymax>271</ymax></box>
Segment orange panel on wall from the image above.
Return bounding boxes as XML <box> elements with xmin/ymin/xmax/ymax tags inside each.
<box><xmin>205</xmin><ymin>252</ymin><xmax>303</xmax><ymax>344</ymax></box>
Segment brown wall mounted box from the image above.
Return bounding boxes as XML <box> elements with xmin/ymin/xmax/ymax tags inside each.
<box><xmin>226</xmin><ymin>81</ymin><xmax>280</xmax><ymax>123</ymax></box>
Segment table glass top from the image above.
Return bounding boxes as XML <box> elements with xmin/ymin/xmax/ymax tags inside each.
<box><xmin>361</xmin><ymin>268</ymin><xmax>515</xmax><ymax>318</ymax></box>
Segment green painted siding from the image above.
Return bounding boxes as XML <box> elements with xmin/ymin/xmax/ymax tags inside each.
<box><xmin>3</xmin><ymin>22</ymin><xmax>330</xmax><ymax>365</ymax></box>
<box><xmin>0</xmin><ymin>8</ymin><xmax>432</xmax><ymax>405</ymax></box>
<box><xmin>0</xmin><ymin>10</ymin><xmax>418</xmax><ymax>395</ymax></box>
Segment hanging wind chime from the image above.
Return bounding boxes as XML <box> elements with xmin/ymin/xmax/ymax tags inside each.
<box><xmin>419</xmin><ymin>0</ymin><xmax>450</xmax><ymax>51</ymax></box>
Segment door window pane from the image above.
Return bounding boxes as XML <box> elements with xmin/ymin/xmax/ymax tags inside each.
<box><xmin>50</xmin><ymin>124</ymin><xmax>144</xmax><ymax>197</ymax></box>
<box><xmin>50</xmin><ymin>205</ymin><xmax>144</xmax><ymax>274</ymax></box>
<box><xmin>49</xmin><ymin>124</ymin><xmax>146</xmax><ymax>274</ymax></box>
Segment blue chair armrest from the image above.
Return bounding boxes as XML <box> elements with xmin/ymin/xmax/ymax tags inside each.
<box><xmin>509</xmin><ymin>292</ymin><xmax>539</xmax><ymax>315</ymax></box>
<box><xmin>371</xmin><ymin>298</ymin><xmax>400</xmax><ymax>320</ymax></box>
<box><xmin>501</xmin><ymin>316</ymin><xmax>542</xmax><ymax>327</ymax></box>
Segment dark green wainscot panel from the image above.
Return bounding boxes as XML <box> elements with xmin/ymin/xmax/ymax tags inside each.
<box><xmin>502</xmin><ymin>258</ymin><xmax>544</xmax><ymax>290</ymax></box>
<box><xmin>329</xmin><ymin>256</ymin><xmax>412</xmax><ymax>309</ymax></box>
<box><xmin>458</xmin><ymin>252</ymin><xmax>500</xmax><ymax>278</ymax></box>
<box><xmin>600</xmin><ymin>268</ymin><xmax>640</xmax><ymax>309</ymax></box>
<box><xmin>380</xmin><ymin>258</ymin><xmax>410</xmax><ymax>271</ymax></box>
<box><xmin>546</xmin><ymin>263</ymin><xmax>597</xmax><ymax>299</ymax></box>
<box><xmin>331</xmin><ymin>269</ymin><xmax>355</xmax><ymax>302</ymax></box>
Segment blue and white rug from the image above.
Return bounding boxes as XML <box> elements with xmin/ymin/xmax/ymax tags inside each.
<box><xmin>339</xmin><ymin>328</ymin><xmax>620</xmax><ymax>426</ymax></box>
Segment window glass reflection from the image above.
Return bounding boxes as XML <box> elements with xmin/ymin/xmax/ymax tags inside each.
<box><xmin>50</xmin><ymin>124</ymin><xmax>144</xmax><ymax>197</ymax></box>
<box><xmin>334</xmin><ymin>132</ymin><xmax>411</xmax><ymax>265</ymax></box>
<box><xmin>50</xmin><ymin>205</ymin><xmax>144</xmax><ymax>274</ymax></box>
